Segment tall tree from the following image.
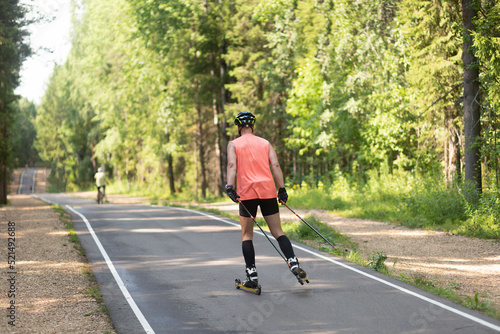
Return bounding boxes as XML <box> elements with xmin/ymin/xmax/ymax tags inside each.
<box><xmin>473</xmin><ymin>1</ymin><xmax>500</xmax><ymax>191</ymax></box>
<box><xmin>462</xmin><ymin>0</ymin><xmax>482</xmax><ymax>195</ymax></box>
<box><xmin>10</xmin><ymin>98</ymin><xmax>38</xmax><ymax>167</ymax></box>
<box><xmin>0</xmin><ymin>0</ymin><xmax>30</xmax><ymax>203</ymax></box>
<box><xmin>399</xmin><ymin>0</ymin><xmax>463</xmax><ymax>181</ymax></box>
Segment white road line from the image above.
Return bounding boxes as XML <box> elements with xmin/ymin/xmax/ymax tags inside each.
<box><xmin>18</xmin><ymin>169</ymin><xmax>26</xmax><ymax>194</ymax></box>
<box><xmin>31</xmin><ymin>168</ymin><xmax>36</xmax><ymax>194</ymax></box>
<box><xmin>32</xmin><ymin>194</ymin><xmax>56</xmax><ymax>205</ymax></box>
<box><xmin>65</xmin><ymin>205</ymin><xmax>155</xmax><ymax>334</ymax></box>
<box><xmin>172</xmin><ymin>206</ymin><xmax>500</xmax><ymax>333</ymax></box>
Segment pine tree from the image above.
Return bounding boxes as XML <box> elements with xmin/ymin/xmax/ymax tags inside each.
<box><xmin>0</xmin><ymin>0</ymin><xmax>30</xmax><ymax>203</ymax></box>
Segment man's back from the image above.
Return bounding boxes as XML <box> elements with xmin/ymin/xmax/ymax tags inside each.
<box><xmin>95</xmin><ymin>172</ymin><xmax>106</xmax><ymax>187</ymax></box>
<box><xmin>232</xmin><ymin>134</ymin><xmax>276</xmax><ymax>200</ymax></box>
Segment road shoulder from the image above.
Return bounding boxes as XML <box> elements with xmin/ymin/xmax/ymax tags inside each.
<box><xmin>1</xmin><ymin>193</ymin><xmax>116</xmax><ymax>333</ymax></box>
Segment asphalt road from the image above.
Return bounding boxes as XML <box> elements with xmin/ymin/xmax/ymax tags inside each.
<box><xmin>17</xmin><ymin>168</ymin><xmax>37</xmax><ymax>194</ymax></box>
<box><xmin>32</xmin><ymin>191</ymin><xmax>500</xmax><ymax>334</ymax></box>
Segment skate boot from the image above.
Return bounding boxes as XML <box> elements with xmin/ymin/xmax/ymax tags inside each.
<box><xmin>235</xmin><ymin>267</ymin><xmax>261</xmax><ymax>295</ymax></box>
<box><xmin>242</xmin><ymin>267</ymin><xmax>259</xmax><ymax>288</ymax></box>
<box><xmin>287</xmin><ymin>257</ymin><xmax>309</xmax><ymax>284</ymax></box>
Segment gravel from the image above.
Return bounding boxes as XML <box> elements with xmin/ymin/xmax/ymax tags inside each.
<box><xmin>1</xmin><ymin>169</ymin><xmax>116</xmax><ymax>334</ymax></box>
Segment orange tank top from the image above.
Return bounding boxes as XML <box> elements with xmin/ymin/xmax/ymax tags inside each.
<box><xmin>232</xmin><ymin>134</ymin><xmax>277</xmax><ymax>200</ymax></box>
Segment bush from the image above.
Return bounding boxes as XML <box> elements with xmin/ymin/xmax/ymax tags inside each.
<box><xmin>455</xmin><ymin>194</ymin><xmax>500</xmax><ymax>239</ymax></box>
<box><xmin>402</xmin><ymin>177</ymin><xmax>467</xmax><ymax>229</ymax></box>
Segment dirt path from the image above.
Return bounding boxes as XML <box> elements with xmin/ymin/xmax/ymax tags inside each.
<box><xmin>1</xmin><ymin>169</ymin><xmax>116</xmax><ymax>333</ymax></box>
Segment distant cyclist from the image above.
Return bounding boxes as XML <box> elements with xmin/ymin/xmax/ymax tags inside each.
<box><xmin>94</xmin><ymin>167</ymin><xmax>106</xmax><ymax>203</ymax></box>
<box><xmin>226</xmin><ymin>111</ymin><xmax>307</xmax><ymax>288</ymax></box>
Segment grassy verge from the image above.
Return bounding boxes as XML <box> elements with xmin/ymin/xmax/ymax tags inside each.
<box><xmin>286</xmin><ymin>170</ymin><xmax>499</xmax><ymax>240</ymax></box>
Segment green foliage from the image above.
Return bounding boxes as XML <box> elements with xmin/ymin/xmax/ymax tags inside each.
<box><xmin>464</xmin><ymin>293</ymin><xmax>491</xmax><ymax>312</ymax></box>
<box><xmin>31</xmin><ymin>0</ymin><xmax>500</xmax><ymax>223</ymax></box>
<box><xmin>474</xmin><ymin>2</ymin><xmax>500</xmax><ymax>110</ymax></box>
<box><xmin>9</xmin><ymin>98</ymin><xmax>38</xmax><ymax>166</ymax></box>
<box><xmin>0</xmin><ymin>0</ymin><xmax>31</xmax><ymax>203</ymax></box>
<box><xmin>402</xmin><ymin>175</ymin><xmax>468</xmax><ymax>228</ymax></box>
<box><xmin>285</xmin><ymin>168</ymin><xmax>499</xmax><ymax>240</ymax></box>
<box><xmin>455</xmin><ymin>193</ymin><xmax>500</xmax><ymax>239</ymax></box>
<box><xmin>368</xmin><ymin>252</ymin><xmax>388</xmax><ymax>273</ymax></box>
<box><xmin>474</xmin><ymin>2</ymin><xmax>500</xmax><ymax>188</ymax></box>
<box><xmin>35</xmin><ymin>63</ymin><xmax>92</xmax><ymax>191</ymax></box>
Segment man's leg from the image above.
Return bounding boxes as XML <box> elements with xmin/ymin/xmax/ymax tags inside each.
<box><xmin>264</xmin><ymin>213</ymin><xmax>294</xmax><ymax>259</ymax></box>
<box><xmin>240</xmin><ymin>216</ymin><xmax>258</xmax><ymax>284</ymax></box>
<box><xmin>264</xmin><ymin>212</ymin><xmax>306</xmax><ymax>277</ymax></box>
<box><xmin>240</xmin><ymin>216</ymin><xmax>255</xmax><ymax>266</ymax></box>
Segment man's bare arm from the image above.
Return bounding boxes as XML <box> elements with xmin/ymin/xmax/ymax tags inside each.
<box><xmin>227</xmin><ymin>142</ymin><xmax>237</xmax><ymax>186</ymax></box>
<box><xmin>269</xmin><ymin>144</ymin><xmax>285</xmax><ymax>189</ymax></box>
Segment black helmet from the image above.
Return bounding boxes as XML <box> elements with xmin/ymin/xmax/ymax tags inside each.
<box><xmin>234</xmin><ymin>112</ymin><xmax>256</xmax><ymax>127</ymax></box>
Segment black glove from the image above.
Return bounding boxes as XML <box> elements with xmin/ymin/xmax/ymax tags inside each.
<box><xmin>227</xmin><ymin>188</ymin><xmax>240</xmax><ymax>203</ymax></box>
<box><xmin>278</xmin><ymin>187</ymin><xmax>288</xmax><ymax>204</ymax></box>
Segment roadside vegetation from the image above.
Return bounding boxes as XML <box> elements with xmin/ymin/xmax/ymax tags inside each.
<box><xmin>104</xmin><ymin>166</ymin><xmax>499</xmax><ymax>241</ymax></box>
<box><xmin>286</xmin><ymin>168</ymin><xmax>500</xmax><ymax>240</ymax></box>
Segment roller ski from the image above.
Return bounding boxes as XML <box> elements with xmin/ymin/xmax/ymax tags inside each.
<box><xmin>235</xmin><ymin>267</ymin><xmax>261</xmax><ymax>295</ymax></box>
<box><xmin>288</xmin><ymin>257</ymin><xmax>309</xmax><ymax>285</ymax></box>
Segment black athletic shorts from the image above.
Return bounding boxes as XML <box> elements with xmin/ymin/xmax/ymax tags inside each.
<box><xmin>239</xmin><ymin>198</ymin><xmax>279</xmax><ymax>218</ymax></box>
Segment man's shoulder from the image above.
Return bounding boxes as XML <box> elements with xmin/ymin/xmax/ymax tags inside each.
<box><xmin>233</xmin><ymin>134</ymin><xmax>268</xmax><ymax>144</ymax></box>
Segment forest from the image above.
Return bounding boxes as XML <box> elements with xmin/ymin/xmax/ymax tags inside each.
<box><xmin>2</xmin><ymin>0</ymin><xmax>499</xmax><ymax>238</ymax></box>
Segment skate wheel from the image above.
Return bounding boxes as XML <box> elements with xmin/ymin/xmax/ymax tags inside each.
<box><xmin>235</xmin><ymin>279</ymin><xmax>241</xmax><ymax>289</ymax></box>
<box><xmin>256</xmin><ymin>285</ymin><xmax>261</xmax><ymax>295</ymax></box>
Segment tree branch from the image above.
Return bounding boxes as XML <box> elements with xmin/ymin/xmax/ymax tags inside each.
<box><xmin>419</xmin><ymin>82</ymin><xmax>463</xmax><ymax>117</ymax></box>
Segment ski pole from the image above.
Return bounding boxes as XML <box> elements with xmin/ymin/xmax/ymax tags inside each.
<box><xmin>280</xmin><ymin>201</ymin><xmax>338</xmax><ymax>250</ymax></box>
<box><xmin>237</xmin><ymin>199</ymin><xmax>288</xmax><ymax>263</ymax></box>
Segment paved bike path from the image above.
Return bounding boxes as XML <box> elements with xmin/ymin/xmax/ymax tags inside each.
<box><xmin>35</xmin><ymin>193</ymin><xmax>500</xmax><ymax>334</ymax></box>
<box><xmin>17</xmin><ymin>168</ymin><xmax>37</xmax><ymax>194</ymax></box>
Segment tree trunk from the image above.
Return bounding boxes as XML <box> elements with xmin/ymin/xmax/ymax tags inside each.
<box><xmin>0</xmin><ymin>164</ymin><xmax>7</xmax><ymax>204</ymax></box>
<box><xmin>167</xmin><ymin>153</ymin><xmax>175</xmax><ymax>194</ymax></box>
<box><xmin>197</xmin><ymin>103</ymin><xmax>207</xmax><ymax>199</ymax></box>
<box><xmin>219</xmin><ymin>41</ymin><xmax>229</xmax><ymax>193</ymax></box>
<box><xmin>444</xmin><ymin>106</ymin><xmax>462</xmax><ymax>186</ymax></box>
<box><xmin>0</xmin><ymin>121</ymin><xmax>7</xmax><ymax>204</ymax></box>
<box><xmin>462</xmin><ymin>0</ymin><xmax>481</xmax><ymax>195</ymax></box>
<box><xmin>164</xmin><ymin>131</ymin><xmax>175</xmax><ymax>194</ymax></box>
<box><xmin>210</xmin><ymin>50</ymin><xmax>223</xmax><ymax>197</ymax></box>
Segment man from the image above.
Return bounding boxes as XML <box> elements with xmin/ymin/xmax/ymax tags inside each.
<box><xmin>94</xmin><ymin>167</ymin><xmax>106</xmax><ymax>203</ymax></box>
<box><xmin>226</xmin><ymin>112</ymin><xmax>307</xmax><ymax>288</ymax></box>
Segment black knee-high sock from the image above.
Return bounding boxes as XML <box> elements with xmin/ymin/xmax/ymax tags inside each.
<box><xmin>242</xmin><ymin>240</ymin><xmax>255</xmax><ymax>268</ymax></box>
<box><xmin>277</xmin><ymin>235</ymin><xmax>295</xmax><ymax>259</ymax></box>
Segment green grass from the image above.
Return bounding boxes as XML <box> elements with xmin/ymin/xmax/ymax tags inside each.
<box><xmin>398</xmin><ymin>273</ymin><xmax>499</xmax><ymax>318</ymax></box>
<box><xmin>287</xmin><ymin>170</ymin><xmax>499</xmax><ymax>240</ymax></box>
